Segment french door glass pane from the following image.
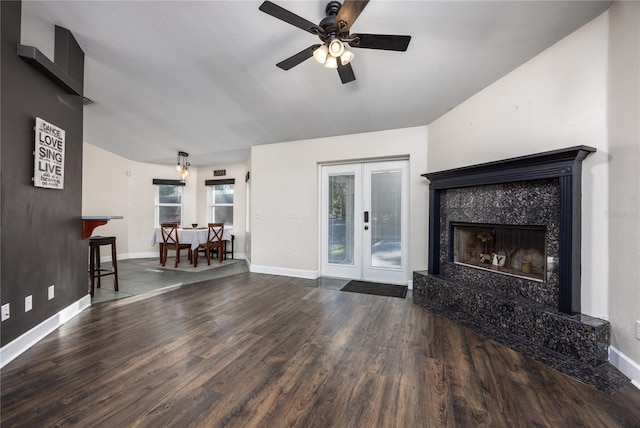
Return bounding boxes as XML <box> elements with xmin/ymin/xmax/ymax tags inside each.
<box><xmin>370</xmin><ymin>170</ymin><xmax>401</xmax><ymax>268</ymax></box>
<box><xmin>328</xmin><ymin>174</ymin><xmax>355</xmax><ymax>265</ymax></box>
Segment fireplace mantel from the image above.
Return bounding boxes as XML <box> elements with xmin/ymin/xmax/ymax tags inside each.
<box><xmin>422</xmin><ymin>145</ymin><xmax>595</xmax><ymax>314</ymax></box>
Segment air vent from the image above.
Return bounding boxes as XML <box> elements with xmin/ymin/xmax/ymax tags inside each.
<box><xmin>82</xmin><ymin>97</ymin><xmax>94</xmax><ymax>105</ymax></box>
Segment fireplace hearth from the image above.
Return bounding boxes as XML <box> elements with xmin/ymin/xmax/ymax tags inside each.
<box><xmin>413</xmin><ymin>147</ymin><xmax>629</xmax><ymax>391</ymax></box>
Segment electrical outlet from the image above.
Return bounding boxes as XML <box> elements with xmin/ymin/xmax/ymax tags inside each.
<box><xmin>636</xmin><ymin>320</ymin><xmax>640</xmax><ymax>340</ymax></box>
<box><xmin>1</xmin><ymin>303</ymin><xmax>9</xmax><ymax>321</ymax></box>
<box><xmin>48</xmin><ymin>285</ymin><xmax>55</xmax><ymax>300</ymax></box>
<box><xmin>293</xmin><ymin>252</ymin><xmax>298</xmax><ymax>260</ymax></box>
<box><xmin>25</xmin><ymin>295</ymin><xmax>33</xmax><ymax>312</ymax></box>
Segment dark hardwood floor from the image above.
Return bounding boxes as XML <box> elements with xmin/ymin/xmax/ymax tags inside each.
<box><xmin>2</xmin><ymin>272</ymin><xmax>640</xmax><ymax>427</ymax></box>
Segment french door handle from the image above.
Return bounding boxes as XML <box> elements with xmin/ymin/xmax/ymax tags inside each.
<box><xmin>364</xmin><ymin>211</ymin><xmax>369</xmax><ymax>222</ymax></box>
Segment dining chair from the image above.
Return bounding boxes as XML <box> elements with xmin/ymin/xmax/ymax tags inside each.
<box><xmin>160</xmin><ymin>222</ymin><xmax>192</xmax><ymax>268</ymax></box>
<box><xmin>194</xmin><ymin>223</ymin><xmax>224</xmax><ymax>267</ymax></box>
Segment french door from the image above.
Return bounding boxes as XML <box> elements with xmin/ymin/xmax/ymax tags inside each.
<box><xmin>321</xmin><ymin>160</ymin><xmax>409</xmax><ymax>285</ymax></box>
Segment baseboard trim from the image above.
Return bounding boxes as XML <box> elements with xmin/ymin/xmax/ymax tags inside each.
<box><xmin>0</xmin><ymin>294</ymin><xmax>91</xmax><ymax>368</ymax></box>
<box><xmin>247</xmin><ymin>261</ymin><xmax>412</xmax><ymax>285</ymax></box>
<box><xmin>609</xmin><ymin>345</ymin><xmax>640</xmax><ymax>390</ymax></box>
<box><xmin>119</xmin><ymin>251</ymin><xmax>157</xmax><ymax>260</ymax></box>
<box><xmin>249</xmin><ymin>263</ymin><xmax>320</xmax><ymax>280</ymax></box>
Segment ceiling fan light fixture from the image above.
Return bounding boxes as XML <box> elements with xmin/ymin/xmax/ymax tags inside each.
<box><xmin>259</xmin><ymin>1</ymin><xmax>412</xmax><ymax>84</ymax></box>
<box><xmin>328</xmin><ymin>38</ymin><xmax>344</xmax><ymax>57</ymax></box>
<box><xmin>313</xmin><ymin>44</ymin><xmax>329</xmax><ymax>64</ymax></box>
<box><xmin>324</xmin><ymin>55</ymin><xmax>338</xmax><ymax>69</ymax></box>
<box><xmin>340</xmin><ymin>48</ymin><xmax>355</xmax><ymax>65</ymax></box>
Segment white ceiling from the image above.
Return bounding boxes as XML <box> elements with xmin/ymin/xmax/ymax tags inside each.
<box><xmin>20</xmin><ymin>1</ymin><xmax>612</xmax><ymax>166</ymax></box>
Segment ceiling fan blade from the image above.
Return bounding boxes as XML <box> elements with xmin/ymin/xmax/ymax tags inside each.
<box><xmin>259</xmin><ymin>1</ymin><xmax>323</xmax><ymax>35</ymax></box>
<box><xmin>335</xmin><ymin>0</ymin><xmax>369</xmax><ymax>34</ymax></box>
<box><xmin>337</xmin><ymin>58</ymin><xmax>356</xmax><ymax>84</ymax></box>
<box><xmin>349</xmin><ymin>34</ymin><xmax>411</xmax><ymax>51</ymax></box>
<box><xmin>276</xmin><ymin>45</ymin><xmax>321</xmax><ymax>70</ymax></box>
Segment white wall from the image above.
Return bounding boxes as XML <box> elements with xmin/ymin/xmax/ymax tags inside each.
<box><xmin>82</xmin><ymin>143</ymin><xmax>131</xmax><ymax>251</ymax></box>
<box><xmin>427</xmin><ymin>3</ymin><xmax>640</xmax><ymax>369</ymax></box>
<box><xmin>606</xmin><ymin>1</ymin><xmax>640</xmax><ymax>366</ymax></box>
<box><xmin>428</xmin><ymin>9</ymin><xmax>609</xmax><ymax>316</ymax></box>
<box><xmin>249</xmin><ymin>126</ymin><xmax>428</xmax><ymax>281</ymax></box>
<box><xmin>82</xmin><ymin>143</ymin><xmax>246</xmax><ymax>259</ymax></box>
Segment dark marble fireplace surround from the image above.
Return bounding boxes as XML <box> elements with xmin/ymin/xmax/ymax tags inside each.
<box><xmin>442</xmin><ymin>179</ymin><xmax>560</xmax><ymax>306</ymax></box>
<box><xmin>414</xmin><ymin>146</ymin><xmax>629</xmax><ymax>392</ymax></box>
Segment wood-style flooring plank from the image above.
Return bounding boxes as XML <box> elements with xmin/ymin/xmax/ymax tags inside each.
<box><xmin>2</xmin><ymin>272</ymin><xmax>640</xmax><ymax>427</ymax></box>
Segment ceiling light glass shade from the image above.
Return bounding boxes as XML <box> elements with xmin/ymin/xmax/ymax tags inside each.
<box><xmin>324</xmin><ymin>55</ymin><xmax>338</xmax><ymax>69</ymax></box>
<box><xmin>176</xmin><ymin>151</ymin><xmax>190</xmax><ymax>182</ymax></box>
<box><xmin>328</xmin><ymin>38</ymin><xmax>344</xmax><ymax>57</ymax></box>
<box><xmin>313</xmin><ymin>45</ymin><xmax>328</xmax><ymax>64</ymax></box>
<box><xmin>340</xmin><ymin>49</ymin><xmax>355</xmax><ymax>65</ymax></box>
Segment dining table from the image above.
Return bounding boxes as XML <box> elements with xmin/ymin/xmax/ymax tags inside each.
<box><xmin>151</xmin><ymin>226</ymin><xmax>232</xmax><ymax>265</ymax></box>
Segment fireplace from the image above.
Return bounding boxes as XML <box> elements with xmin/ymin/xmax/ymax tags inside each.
<box><xmin>413</xmin><ymin>146</ymin><xmax>615</xmax><ymax>372</ymax></box>
<box><xmin>451</xmin><ymin>223</ymin><xmax>547</xmax><ymax>282</ymax></box>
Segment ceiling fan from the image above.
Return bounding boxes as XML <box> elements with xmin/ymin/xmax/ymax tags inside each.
<box><xmin>259</xmin><ymin>0</ymin><xmax>411</xmax><ymax>84</ymax></box>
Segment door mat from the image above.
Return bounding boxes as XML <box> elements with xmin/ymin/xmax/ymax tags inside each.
<box><xmin>340</xmin><ymin>280</ymin><xmax>408</xmax><ymax>298</ymax></box>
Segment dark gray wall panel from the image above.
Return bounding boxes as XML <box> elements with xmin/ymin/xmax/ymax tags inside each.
<box><xmin>1</xmin><ymin>0</ymin><xmax>86</xmax><ymax>345</ymax></box>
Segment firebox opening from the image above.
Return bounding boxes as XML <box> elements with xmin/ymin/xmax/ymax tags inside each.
<box><xmin>450</xmin><ymin>222</ymin><xmax>547</xmax><ymax>282</ymax></box>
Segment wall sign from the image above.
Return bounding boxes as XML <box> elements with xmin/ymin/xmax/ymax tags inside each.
<box><xmin>34</xmin><ymin>117</ymin><xmax>65</xmax><ymax>189</ymax></box>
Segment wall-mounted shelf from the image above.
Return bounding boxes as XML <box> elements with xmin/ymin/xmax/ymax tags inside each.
<box><xmin>81</xmin><ymin>216</ymin><xmax>123</xmax><ymax>239</ymax></box>
<box><xmin>18</xmin><ymin>45</ymin><xmax>82</xmax><ymax>96</ymax></box>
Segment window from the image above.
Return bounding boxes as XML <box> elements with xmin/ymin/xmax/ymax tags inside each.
<box><xmin>207</xmin><ymin>179</ymin><xmax>235</xmax><ymax>228</ymax></box>
<box><xmin>154</xmin><ymin>182</ymin><xmax>183</xmax><ymax>226</ymax></box>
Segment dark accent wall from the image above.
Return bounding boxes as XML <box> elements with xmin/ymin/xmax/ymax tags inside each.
<box><xmin>1</xmin><ymin>1</ymin><xmax>86</xmax><ymax>345</ymax></box>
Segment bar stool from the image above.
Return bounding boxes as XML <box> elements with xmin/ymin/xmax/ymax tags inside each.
<box><xmin>89</xmin><ymin>236</ymin><xmax>119</xmax><ymax>297</ymax></box>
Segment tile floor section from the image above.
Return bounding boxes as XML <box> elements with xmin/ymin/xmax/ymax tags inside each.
<box><xmin>90</xmin><ymin>259</ymin><xmax>412</xmax><ymax>304</ymax></box>
<box><xmin>90</xmin><ymin>257</ymin><xmax>250</xmax><ymax>304</ymax></box>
